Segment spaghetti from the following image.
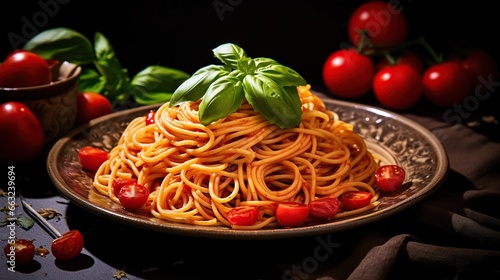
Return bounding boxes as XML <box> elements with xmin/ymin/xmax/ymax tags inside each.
<box><xmin>93</xmin><ymin>85</ymin><xmax>380</xmax><ymax>229</ymax></box>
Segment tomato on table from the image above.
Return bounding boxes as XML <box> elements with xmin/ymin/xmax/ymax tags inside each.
<box><xmin>340</xmin><ymin>191</ymin><xmax>373</xmax><ymax>210</ymax></box>
<box><xmin>113</xmin><ymin>178</ymin><xmax>138</xmax><ymax>197</ymax></box>
<box><xmin>422</xmin><ymin>61</ymin><xmax>471</xmax><ymax>107</ymax></box>
<box><xmin>0</xmin><ymin>102</ymin><xmax>45</xmax><ymax>164</ymax></box>
<box><xmin>322</xmin><ymin>48</ymin><xmax>375</xmax><ymax>99</ymax></box>
<box><xmin>348</xmin><ymin>1</ymin><xmax>408</xmax><ymax>48</ymax></box>
<box><xmin>308</xmin><ymin>197</ymin><xmax>339</xmax><ymax>220</ymax></box>
<box><xmin>74</xmin><ymin>92</ymin><xmax>113</xmax><ymax>127</ymax></box>
<box><xmin>118</xmin><ymin>183</ymin><xmax>150</xmax><ymax>210</ymax></box>
<box><xmin>78</xmin><ymin>146</ymin><xmax>109</xmax><ymax>171</ymax></box>
<box><xmin>375</xmin><ymin>165</ymin><xmax>406</xmax><ymax>192</ymax></box>
<box><xmin>373</xmin><ymin>64</ymin><xmax>423</xmax><ymax>110</ymax></box>
<box><xmin>51</xmin><ymin>230</ymin><xmax>84</xmax><ymax>261</ymax></box>
<box><xmin>227</xmin><ymin>206</ymin><xmax>259</xmax><ymax>226</ymax></box>
<box><xmin>3</xmin><ymin>239</ymin><xmax>35</xmax><ymax>266</ymax></box>
<box><xmin>276</xmin><ymin>201</ymin><xmax>310</xmax><ymax>227</ymax></box>
<box><xmin>0</xmin><ymin>50</ymin><xmax>52</xmax><ymax>88</ymax></box>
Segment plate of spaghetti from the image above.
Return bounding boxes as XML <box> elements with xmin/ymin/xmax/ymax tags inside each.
<box><xmin>47</xmin><ymin>85</ymin><xmax>448</xmax><ymax>239</ymax></box>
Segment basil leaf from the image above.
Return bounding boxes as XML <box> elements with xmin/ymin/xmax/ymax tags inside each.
<box><xmin>78</xmin><ymin>68</ymin><xmax>106</xmax><ymax>93</ymax></box>
<box><xmin>212</xmin><ymin>43</ymin><xmax>247</xmax><ymax>69</ymax></box>
<box><xmin>243</xmin><ymin>75</ymin><xmax>302</xmax><ymax>128</ymax></box>
<box><xmin>237</xmin><ymin>57</ymin><xmax>256</xmax><ymax>74</ymax></box>
<box><xmin>253</xmin><ymin>57</ymin><xmax>279</xmax><ymax>68</ymax></box>
<box><xmin>93</xmin><ymin>32</ymin><xmax>130</xmax><ymax>102</ymax></box>
<box><xmin>256</xmin><ymin>64</ymin><xmax>307</xmax><ymax>87</ymax></box>
<box><xmin>130</xmin><ymin>65</ymin><xmax>190</xmax><ymax>105</ymax></box>
<box><xmin>199</xmin><ymin>75</ymin><xmax>244</xmax><ymax>126</ymax></box>
<box><xmin>170</xmin><ymin>65</ymin><xmax>231</xmax><ymax>106</ymax></box>
<box><xmin>23</xmin><ymin>27</ymin><xmax>95</xmax><ymax>65</ymax></box>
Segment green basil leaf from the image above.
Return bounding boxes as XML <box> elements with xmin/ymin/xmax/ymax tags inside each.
<box><xmin>16</xmin><ymin>216</ymin><xmax>35</xmax><ymax>230</ymax></box>
<box><xmin>199</xmin><ymin>75</ymin><xmax>244</xmax><ymax>126</ymax></box>
<box><xmin>243</xmin><ymin>75</ymin><xmax>302</xmax><ymax>128</ymax></box>
<box><xmin>23</xmin><ymin>27</ymin><xmax>95</xmax><ymax>65</ymax></box>
<box><xmin>237</xmin><ymin>57</ymin><xmax>256</xmax><ymax>75</ymax></box>
<box><xmin>212</xmin><ymin>43</ymin><xmax>247</xmax><ymax>69</ymax></box>
<box><xmin>93</xmin><ymin>32</ymin><xmax>130</xmax><ymax>102</ymax></box>
<box><xmin>78</xmin><ymin>68</ymin><xmax>106</xmax><ymax>93</ymax></box>
<box><xmin>253</xmin><ymin>57</ymin><xmax>279</xmax><ymax>68</ymax></box>
<box><xmin>130</xmin><ymin>65</ymin><xmax>190</xmax><ymax>105</ymax></box>
<box><xmin>170</xmin><ymin>65</ymin><xmax>231</xmax><ymax>106</ymax></box>
<box><xmin>255</xmin><ymin>63</ymin><xmax>307</xmax><ymax>87</ymax></box>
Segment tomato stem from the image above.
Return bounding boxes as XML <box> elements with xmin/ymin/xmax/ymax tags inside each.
<box><xmin>417</xmin><ymin>36</ymin><xmax>443</xmax><ymax>64</ymax></box>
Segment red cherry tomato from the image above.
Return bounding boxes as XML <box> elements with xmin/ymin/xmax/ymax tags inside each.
<box><xmin>322</xmin><ymin>49</ymin><xmax>375</xmax><ymax>99</ymax></box>
<box><xmin>118</xmin><ymin>183</ymin><xmax>150</xmax><ymax>210</ymax></box>
<box><xmin>377</xmin><ymin>50</ymin><xmax>424</xmax><ymax>74</ymax></box>
<box><xmin>226</xmin><ymin>206</ymin><xmax>259</xmax><ymax>226</ymax></box>
<box><xmin>4</xmin><ymin>239</ymin><xmax>35</xmax><ymax>266</ymax></box>
<box><xmin>146</xmin><ymin>110</ymin><xmax>156</xmax><ymax>125</ymax></box>
<box><xmin>78</xmin><ymin>146</ymin><xmax>109</xmax><ymax>171</ymax></box>
<box><xmin>74</xmin><ymin>92</ymin><xmax>113</xmax><ymax>127</ymax></box>
<box><xmin>375</xmin><ymin>165</ymin><xmax>406</xmax><ymax>192</ymax></box>
<box><xmin>340</xmin><ymin>191</ymin><xmax>373</xmax><ymax>210</ymax></box>
<box><xmin>461</xmin><ymin>49</ymin><xmax>498</xmax><ymax>92</ymax></box>
<box><xmin>276</xmin><ymin>202</ymin><xmax>310</xmax><ymax>227</ymax></box>
<box><xmin>422</xmin><ymin>61</ymin><xmax>471</xmax><ymax>107</ymax></box>
<box><xmin>308</xmin><ymin>197</ymin><xmax>339</xmax><ymax>220</ymax></box>
<box><xmin>0</xmin><ymin>102</ymin><xmax>45</xmax><ymax>163</ymax></box>
<box><xmin>348</xmin><ymin>1</ymin><xmax>408</xmax><ymax>48</ymax></box>
<box><xmin>0</xmin><ymin>50</ymin><xmax>52</xmax><ymax>88</ymax></box>
<box><xmin>373</xmin><ymin>64</ymin><xmax>423</xmax><ymax>110</ymax></box>
<box><xmin>51</xmin><ymin>230</ymin><xmax>84</xmax><ymax>261</ymax></box>
<box><xmin>113</xmin><ymin>178</ymin><xmax>138</xmax><ymax>197</ymax></box>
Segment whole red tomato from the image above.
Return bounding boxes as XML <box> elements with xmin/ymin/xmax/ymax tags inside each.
<box><xmin>348</xmin><ymin>1</ymin><xmax>408</xmax><ymax>48</ymax></box>
<box><xmin>461</xmin><ymin>49</ymin><xmax>498</xmax><ymax>92</ymax></box>
<box><xmin>322</xmin><ymin>49</ymin><xmax>375</xmax><ymax>99</ymax></box>
<box><xmin>373</xmin><ymin>64</ymin><xmax>422</xmax><ymax>110</ymax></box>
<box><xmin>422</xmin><ymin>61</ymin><xmax>471</xmax><ymax>107</ymax></box>
<box><xmin>0</xmin><ymin>50</ymin><xmax>52</xmax><ymax>88</ymax></box>
<box><xmin>0</xmin><ymin>102</ymin><xmax>45</xmax><ymax>163</ymax></box>
<box><xmin>377</xmin><ymin>50</ymin><xmax>424</xmax><ymax>75</ymax></box>
<box><xmin>74</xmin><ymin>92</ymin><xmax>113</xmax><ymax>127</ymax></box>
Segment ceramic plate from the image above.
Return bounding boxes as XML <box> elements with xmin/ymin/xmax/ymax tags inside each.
<box><xmin>47</xmin><ymin>96</ymin><xmax>448</xmax><ymax>239</ymax></box>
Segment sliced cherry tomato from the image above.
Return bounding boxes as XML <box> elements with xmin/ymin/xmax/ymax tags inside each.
<box><xmin>78</xmin><ymin>146</ymin><xmax>109</xmax><ymax>171</ymax></box>
<box><xmin>340</xmin><ymin>191</ymin><xmax>373</xmax><ymax>210</ymax></box>
<box><xmin>113</xmin><ymin>178</ymin><xmax>138</xmax><ymax>197</ymax></box>
<box><xmin>0</xmin><ymin>50</ymin><xmax>52</xmax><ymax>88</ymax></box>
<box><xmin>226</xmin><ymin>206</ymin><xmax>259</xmax><ymax>226</ymax></box>
<box><xmin>146</xmin><ymin>110</ymin><xmax>156</xmax><ymax>125</ymax></box>
<box><xmin>308</xmin><ymin>197</ymin><xmax>339</xmax><ymax>220</ymax></box>
<box><xmin>0</xmin><ymin>102</ymin><xmax>45</xmax><ymax>163</ymax></box>
<box><xmin>375</xmin><ymin>165</ymin><xmax>406</xmax><ymax>192</ymax></box>
<box><xmin>322</xmin><ymin>48</ymin><xmax>375</xmax><ymax>99</ymax></box>
<box><xmin>4</xmin><ymin>239</ymin><xmax>35</xmax><ymax>266</ymax></box>
<box><xmin>118</xmin><ymin>183</ymin><xmax>150</xmax><ymax>210</ymax></box>
<box><xmin>348</xmin><ymin>1</ymin><xmax>408</xmax><ymax>48</ymax></box>
<box><xmin>51</xmin><ymin>230</ymin><xmax>84</xmax><ymax>261</ymax></box>
<box><xmin>276</xmin><ymin>202</ymin><xmax>309</xmax><ymax>227</ymax></box>
<box><xmin>74</xmin><ymin>92</ymin><xmax>113</xmax><ymax>127</ymax></box>
<box><xmin>422</xmin><ymin>61</ymin><xmax>470</xmax><ymax>107</ymax></box>
<box><xmin>373</xmin><ymin>64</ymin><xmax>423</xmax><ymax>110</ymax></box>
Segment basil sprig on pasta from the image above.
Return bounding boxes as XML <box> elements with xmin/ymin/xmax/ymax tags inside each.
<box><xmin>170</xmin><ymin>43</ymin><xmax>307</xmax><ymax>128</ymax></box>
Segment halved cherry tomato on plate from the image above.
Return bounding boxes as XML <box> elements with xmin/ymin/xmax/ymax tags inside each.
<box><xmin>276</xmin><ymin>202</ymin><xmax>309</xmax><ymax>227</ymax></box>
<box><xmin>146</xmin><ymin>110</ymin><xmax>156</xmax><ymax>125</ymax></box>
<box><xmin>340</xmin><ymin>191</ymin><xmax>373</xmax><ymax>210</ymax></box>
<box><xmin>78</xmin><ymin>146</ymin><xmax>109</xmax><ymax>171</ymax></box>
<box><xmin>227</xmin><ymin>206</ymin><xmax>259</xmax><ymax>226</ymax></box>
<box><xmin>4</xmin><ymin>239</ymin><xmax>35</xmax><ymax>266</ymax></box>
<box><xmin>375</xmin><ymin>165</ymin><xmax>406</xmax><ymax>192</ymax></box>
<box><xmin>118</xmin><ymin>183</ymin><xmax>150</xmax><ymax>210</ymax></box>
<box><xmin>51</xmin><ymin>230</ymin><xmax>84</xmax><ymax>261</ymax></box>
<box><xmin>113</xmin><ymin>178</ymin><xmax>138</xmax><ymax>197</ymax></box>
<box><xmin>308</xmin><ymin>197</ymin><xmax>339</xmax><ymax>220</ymax></box>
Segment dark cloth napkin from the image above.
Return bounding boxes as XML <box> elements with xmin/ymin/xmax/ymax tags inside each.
<box><xmin>343</xmin><ymin>114</ymin><xmax>500</xmax><ymax>280</ymax></box>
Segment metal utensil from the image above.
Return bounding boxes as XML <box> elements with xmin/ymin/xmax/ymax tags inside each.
<box><xmin>19</xmin><ymin>193</ymin><xmax>62</xmax><ymax>239</ymax></box>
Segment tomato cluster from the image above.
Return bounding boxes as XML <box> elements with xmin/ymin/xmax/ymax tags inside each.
<box><xmin>322</xmin><ymin>1</ymin><xmax>498</xmax><ymax>110</ymax></box>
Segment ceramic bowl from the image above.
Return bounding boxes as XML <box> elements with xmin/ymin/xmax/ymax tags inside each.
<box><xmin>0</xmin><ymin>61</ymin><xmax>82</xmax><ymax>143</ymax></box>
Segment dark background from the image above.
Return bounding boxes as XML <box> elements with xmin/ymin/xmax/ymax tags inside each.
<box><xmin>2</xmin><ymin>0</ymin><xmax>499</xmax><ymax>93</ymax></box>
